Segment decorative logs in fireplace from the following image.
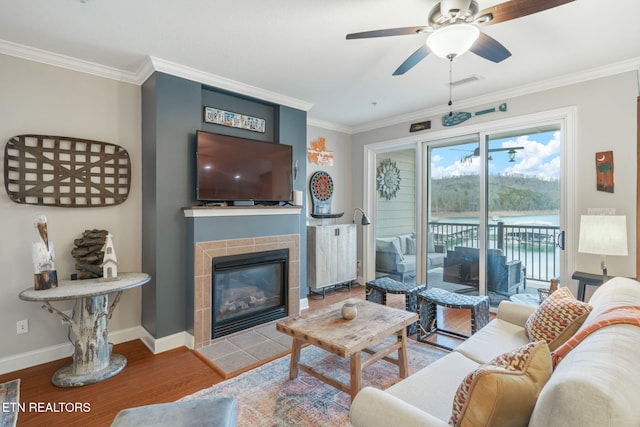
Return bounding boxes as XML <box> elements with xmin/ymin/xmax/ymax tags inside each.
<box><xmin>219</xmin><ymin>285</ymin><xmax>269</xmax><ymax>314</ymax></box>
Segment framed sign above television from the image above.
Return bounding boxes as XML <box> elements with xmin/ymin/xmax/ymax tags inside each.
<box><xmin>203</xmin><ymin>106</ymin><xmax>266</xmax><ymax>133</ymax></box>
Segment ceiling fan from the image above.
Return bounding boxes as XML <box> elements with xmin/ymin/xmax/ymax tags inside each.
<box><xmin>346</xmin><ymin>0</ymin><xmax>575</xmax><ymax>75</ymax></box>
<box><xmin>452</xmin><ymin>146</ymin><xmax>525</xmax><ymax>164</ymax></box>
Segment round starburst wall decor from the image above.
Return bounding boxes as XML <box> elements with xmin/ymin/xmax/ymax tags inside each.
<box><xmin>376</xmin><ymin>158</ymin><xmax>401</xmax><ymax>200</ymax></box>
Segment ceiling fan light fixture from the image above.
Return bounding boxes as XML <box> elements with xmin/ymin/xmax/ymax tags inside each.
<box><xmin>426</xmin><ymin>24</ymin><xmax>480</xmax><ymax>58</ymax></box>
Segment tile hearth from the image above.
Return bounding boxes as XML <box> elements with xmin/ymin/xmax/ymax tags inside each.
<box><xmin>197</xmin><ymin>322</ymin><xmax>292</xmax><ymax>377</ymax></box>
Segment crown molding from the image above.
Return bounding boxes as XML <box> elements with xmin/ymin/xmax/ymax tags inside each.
<box><xmin>0</xmin><ymin>39</ymin><xmax>140</xmax><ymax>84</ymax></box>
<box><xmin>2</xmin><ymin>38</ymin><xmax>637</xmax><ymax>134</ymax></box>
<box><xmin>350</xmin><ymin>56</ymin><xmax>640</xmax><ymax>134</ymax></box>
<box><xmin>144</xmin><ymin>56</ymin><xmax>313</xmax><ymax>112</ymax></box>
<box><xmin>0</xmin><ymin>39</ymin><xmax>313</xmax><ymax>113</ymax></box>
<box><xmin>306</xmin><ymin>117</ymin><xmax>352</xmax><ymax>134</ymax></box>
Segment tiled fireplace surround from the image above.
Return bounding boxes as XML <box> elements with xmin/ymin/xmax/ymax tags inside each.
<box><xmin>193</xmin><ymin>234</ymin><xmax>300</xmax><ymax>349</ymax></box>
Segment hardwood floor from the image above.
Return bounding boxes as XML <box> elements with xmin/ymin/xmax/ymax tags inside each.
<box><xmin>0</xmin><ymin>341</ymin><xmax>222</xmax><ymax>426</ymax></box>
<box><xmin>1</xmin><ymin>283</ymin><xmax>479</xmax><ymax>426</ymax></box>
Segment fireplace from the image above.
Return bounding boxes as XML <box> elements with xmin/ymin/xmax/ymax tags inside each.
<box><xmin>211</xmin><ymin>249</ymin><xmax>288</xmax><ymax>338</ymax></box>
<box><xmin>192</xmin><ymin>233</ymin><xmax>300</xmax><ymax>349</ymax></box>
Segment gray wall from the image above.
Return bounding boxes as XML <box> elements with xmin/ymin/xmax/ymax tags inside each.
<box><xmin>0</xmin><ymin>54</ymin><xmax>142</xmax><ymax>368</ymax></box>
<box><xmin>375</xmin><ymin>149</ymin><xmax>417</xmax><ymax>239</ymax></box>
<box><xmin>142</xmin><ymin>72</ymin><xmax>307</xmax><ymax>339</ymax></box>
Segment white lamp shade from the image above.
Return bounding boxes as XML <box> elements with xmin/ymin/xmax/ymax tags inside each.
<box><xmin>578</xmin><ymin>215</ymin><xmax>628</xmax><ymax>256</ymax></box>
<box><xmin>426</xmin><ymin>24</ymin><xmax>480</xmax><ymax>58</ymax></box>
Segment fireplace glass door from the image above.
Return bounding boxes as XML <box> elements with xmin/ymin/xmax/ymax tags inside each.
<box><xmin>211</xmin><ymin>249</ymin><xmax>288</xmax><ymax>338</ymax></box>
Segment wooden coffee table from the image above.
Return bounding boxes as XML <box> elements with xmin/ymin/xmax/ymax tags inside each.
<box><xmin>276</xmin><ymin>298</ymin><xmax>418</xmax><ymax>400</ymax></box>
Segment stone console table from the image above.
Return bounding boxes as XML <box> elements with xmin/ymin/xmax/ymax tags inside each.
<box><xmin>19</xmin><ymin>272</ymin><xmax>150</xmax><ymax>387</ymax></box>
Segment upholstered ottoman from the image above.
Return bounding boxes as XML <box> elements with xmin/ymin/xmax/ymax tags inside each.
<box><xmin>417</xmin><ymin>287</ymin><xmax>490</xmax><ymax>351</ymax></box>
<box><xmin>365</xmin><ymin>277</ymin><xmax>426</xmax><ymax>335</ymax></box>
<box><xmin>111</xmin><ymin>398</ymin><xmax>238</xmax><ymax>427</ymax></box>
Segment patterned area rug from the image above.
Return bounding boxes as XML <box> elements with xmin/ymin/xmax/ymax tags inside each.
<box><xmin>182</xmin><ymin>338</ymin><xmax>445</xmax><ymax>426</ymax></box>
<box><xmin>0</xmin><ymin>379</ymin><xmax>20</xmax><ymax>427</ymax></box>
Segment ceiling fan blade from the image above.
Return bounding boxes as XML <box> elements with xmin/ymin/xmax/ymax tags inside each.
<box><xmin>392</xmin><ymin>45</ymin><xmax>430</xmax><ymax>76</ymax></box>
<box><xmin>478</xmin><ymin>0</ymin><xmax>575</xmax><ymax>26</ymax></box>
<box><xmin>346</xmin><ymin>26</ymin><xmax>426</xmax><ymax>39</ymax></box>
<box><xmin>470</xmin><ymin>32</ymin><xmax>511</xmax><ymax>63</ymax></box>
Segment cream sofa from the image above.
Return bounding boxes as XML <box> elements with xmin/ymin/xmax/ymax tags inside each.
<box><xmin>350</xmin><ymin>277</ymin><xmax>640</xmax><ymax>426</ymax></box>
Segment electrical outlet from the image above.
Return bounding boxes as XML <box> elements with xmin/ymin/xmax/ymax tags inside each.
<box><xmin>16</xmin><ymin>319</ymin><xmax>29</xmax><ymax>335</ymax></box>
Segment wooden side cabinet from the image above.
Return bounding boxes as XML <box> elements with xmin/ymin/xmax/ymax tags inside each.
<box><xmin>307</xmin><ymin>224</ymin><xmax>356</xmax><ymax>293</ymax></box>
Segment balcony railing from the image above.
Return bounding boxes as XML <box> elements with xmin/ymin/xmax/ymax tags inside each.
<box><xmin>429</xmin><ymin>221</ymin><xmax>560</xmax><ymax>283</ymax></box>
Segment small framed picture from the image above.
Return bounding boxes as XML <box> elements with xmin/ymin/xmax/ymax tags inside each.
<box><xmin>409</xmin><ymin>120</ymin><xmax>431</xmax><ymax>132</ymax></box>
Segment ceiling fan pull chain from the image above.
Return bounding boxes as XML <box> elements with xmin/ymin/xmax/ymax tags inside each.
<box><xmin>448</xmin><ymin>55</ymin><xmax>454</xmax><ymax>117</ymax></box>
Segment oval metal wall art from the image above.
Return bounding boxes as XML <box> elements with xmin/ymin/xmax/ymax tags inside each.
<box><xmin>4</xmin><ymin>134</ymin><xmax>131</xmax><ymax>207</ymax></box>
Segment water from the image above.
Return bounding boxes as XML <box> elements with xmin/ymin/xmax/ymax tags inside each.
<box><xmin>432</xmin><ymin>213</ymin><xmax>559</xmax><ymax>226</ymax></box>
<box><xmin>430</xmin><ymin>213</ymin><xmax>561</xmax><ymax>282</ymax></box>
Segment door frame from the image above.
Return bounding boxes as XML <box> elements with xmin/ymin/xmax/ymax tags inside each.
<box><xmin>362</xmin><ymin>106</ymin><xmax>577</xmax><ymax>289</ymax></box>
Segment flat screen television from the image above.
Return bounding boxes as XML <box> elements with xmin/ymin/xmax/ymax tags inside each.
<box><xmin>196</xmin><ymin>130</ymin><xmax>293</xmax><ymax>203</ymax></box>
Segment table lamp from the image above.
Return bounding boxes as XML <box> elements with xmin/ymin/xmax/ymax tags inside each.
<box><xmin>578</xmin><ymin>215</ymin><xmax>628</xmax><ymax>281</ymax></box>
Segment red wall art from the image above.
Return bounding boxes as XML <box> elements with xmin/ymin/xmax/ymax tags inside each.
<box><xmin>595</xmin><ymin>151</ymin><xmax>614</xmax><ymax>193</ymax></box>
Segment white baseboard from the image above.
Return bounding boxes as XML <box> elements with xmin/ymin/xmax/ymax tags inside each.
<box><xmin>139</xmin><ymin>328</ymin><xmax>193</xmax><ymax>354</ymax></box>
<box><xmin>0</xmin><ymin>325</ymin><xmax>174</xmax><ymax>375</ymax></box>
<box><xmin>110</xmin><ymin>325</ymin><xmax>147</xmax><ymax>345</ymax></box>
<box><xmin>299</xmin><ymin>297</ymin><xmax>309</xmax><ymax>312</ymax></box>
<box><xmin>2</xmin><ymin>314</ymin><xmax>314</xmax><ymax>374</ymax></box>
<box><xmin>0</xmin><ymin>342</ymin><xmax>74</xmax><ymax>375</ymax></box>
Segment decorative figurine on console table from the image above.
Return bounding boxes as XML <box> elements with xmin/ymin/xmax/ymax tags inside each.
<box><xmin>71</xmin><ymin>229</ymin><xmax>109</xmax><ymax>280</ymax></box>
<box><xmin>101</xmin><ymin>233</ymin><xmax>118</xmax><ymax>280</ymax></box>
<box><xmin>32</xmin><ymin>214</ymin><xmax>58</xmax><ymax>290</ymax></box>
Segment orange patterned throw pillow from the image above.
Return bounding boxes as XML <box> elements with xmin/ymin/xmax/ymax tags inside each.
<box><xmin>450</xmin><ymin>341</ymin><xmax>552</xmax><ymax>427</ymax></box>
<box><xmin>524</xmin><ymin>287</ymin><xmax>592</xmax><ymax>351</ymax></box>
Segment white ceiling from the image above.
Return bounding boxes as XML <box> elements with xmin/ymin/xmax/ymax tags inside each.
<box><xmin>1</xmin><ymin>0</ymin><xmax>639</xmax><ymax>133</ymax></box>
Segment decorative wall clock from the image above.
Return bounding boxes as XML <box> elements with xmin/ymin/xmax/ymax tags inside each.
<box><xmin>376</xmin><ymin>158</ymin><xmax>401</xmax><ymax>200</ymax></box>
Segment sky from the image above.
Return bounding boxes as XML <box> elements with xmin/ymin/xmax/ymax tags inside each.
<box><xmin>430</xmin><ymin>130</ymin><xmax>560</xmax><ymax>180</ymax></box>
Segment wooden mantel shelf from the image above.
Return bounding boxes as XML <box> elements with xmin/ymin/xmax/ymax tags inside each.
<box><xmin>183</xmin><ymin>205</ymin><xmax>302</xmax><ymax>218</ymax></box>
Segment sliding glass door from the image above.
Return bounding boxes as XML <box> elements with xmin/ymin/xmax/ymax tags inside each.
<box><xmin>424</xmin><ymin>126</ymin><xmax>562</xmax><ymax>306</ymax></box>
<box><xmin>427</xmin><ymin>136</ymin><xmax>481</xmax><ymax>296</ymax></box>
<box><xmin>485</xmin><ymin>126</ymin><xmax>561</xmax><ymax>306</ymax></box>
<box><xmin>363</xmin><ymin>109</ymin><xmax>573</xmax><ymax>306</ymax></box>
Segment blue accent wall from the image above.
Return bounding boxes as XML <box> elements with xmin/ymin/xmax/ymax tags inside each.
<box><xmin>184</xmin><ymin>213</ymin><xmax>302</xmax><ymax>334</ymax></box>
<box><xmin>142</xmin><ymin>72</ymin><xmax>307</xmax><ymax>339</ymax></box>
<box><xmin>277</xmin><ymin>106</ymin><xmax>308</xmax><ymax>295</ymax></box>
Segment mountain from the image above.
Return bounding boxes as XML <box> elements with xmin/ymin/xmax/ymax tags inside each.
<box><xmin>431</xmin><ymin>174</ymin><xmax>560</xmax><ymax>214</ymax></box>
